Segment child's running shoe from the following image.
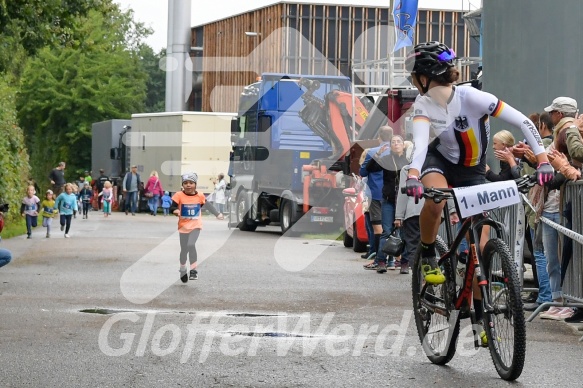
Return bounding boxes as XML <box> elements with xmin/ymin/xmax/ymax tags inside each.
<box><xmin>180</xmin><ymin>267</ymin><xmax>188</xmax><ymax>283</ymax></box>
<box><xmin>190</xmin><ymin>270</ymin><xmax>198</xmax><ymax>280</ymax></box>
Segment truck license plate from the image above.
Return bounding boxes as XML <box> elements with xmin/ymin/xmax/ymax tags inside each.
<box><xmin>311</xmin><ymin>216</ymin><xmax>333</xmax><ymax>223</ymax></box>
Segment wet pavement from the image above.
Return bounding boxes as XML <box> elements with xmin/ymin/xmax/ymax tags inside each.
<box><xmin>1</xmin><ymin>211</ymin><xmax>582</xmax><ymax>387</ymax></box>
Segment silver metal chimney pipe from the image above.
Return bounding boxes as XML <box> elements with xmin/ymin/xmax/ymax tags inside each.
<box><xmin>165</xmin><ymin>0</ymin><xmax>192</xmax><ymax>112</ymax></box>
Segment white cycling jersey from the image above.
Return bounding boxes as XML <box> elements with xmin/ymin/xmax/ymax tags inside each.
<box><xmin>409</xmin><ymin>86</ymin><xmax>545</xmax><ymax>173</ymax></box>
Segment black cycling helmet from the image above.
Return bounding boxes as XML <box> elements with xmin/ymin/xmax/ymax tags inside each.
<box><xmin>405</xmin><ymin>41</ymin><xmax>456</xmax><ymax>77</ymax></box>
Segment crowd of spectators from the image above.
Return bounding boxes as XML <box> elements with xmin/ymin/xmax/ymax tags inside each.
<box><xmin>354</xmin><ymin>95</ymin><xmax>583</xmax><ymax>324</ymax></box>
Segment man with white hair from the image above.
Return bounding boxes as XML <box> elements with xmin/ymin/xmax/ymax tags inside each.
<box><xmin>544</xmin><ymin>96</ymin><xmax>578</xmax><ymax>130</ymax></box>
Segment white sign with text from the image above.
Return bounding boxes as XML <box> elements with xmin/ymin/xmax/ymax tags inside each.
<box><xmin>453</xmin><ymin>181</ymin><xmax>520</xmax><ymax>218</ymax></box>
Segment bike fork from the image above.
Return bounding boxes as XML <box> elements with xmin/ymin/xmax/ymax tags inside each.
<box><xmin>470</xmin><ymin>243</ymin><xmax>494</xmax><ymax>313</ymax></box>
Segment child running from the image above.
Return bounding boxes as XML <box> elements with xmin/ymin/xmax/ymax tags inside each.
<box><xmin>99</xmin><ymin>181</ymin><xmax>113</xmax><ymax>217</ymax></box>
<box><xmin>78</xmin><ymin>182</ymin><xmax>93</xmax><ymax>219</ymax></box>
<box><xmin>72</xmin><ymin>183</ymin><xmax>79</xmax><ymax>219</ymax></box>
<box><xmin>55</xmin><ymin>183</ymin><xmax>78</xmax><ymax>238</ymax></box>
<box><xmin>161</xmin><ymin>191</ymin><xmax>172</xmax><ymax>216</ymax></box>
<box><xmin>41</xmin><ymin>189</ymin><xmax>57</xmax><ymax>238</ymax></box>
<box><xmin>21</xmin><ymin>185</ymin><xmax>40</xmax><ymax>239</ymax></box>
<box><xmin>172</xmin><ymin>173</ymin><xmax>223</xmax><ymax>282</ymax></box>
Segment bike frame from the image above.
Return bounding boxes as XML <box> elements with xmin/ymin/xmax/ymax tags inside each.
<box><xmin>413</xmin><ymin>175</ymin><xmax>534</xmax><ymax>379</ymax></box>
<box><xmin>421</xmin><ymin>191</ymin><xmax>507</xmax><ymax>318</ymax></box>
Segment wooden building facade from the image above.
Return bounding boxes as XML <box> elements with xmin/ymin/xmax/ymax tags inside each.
<box><xmin>190</xmin><ymin>2</ymin><xmax>479</xmax><ymax>112</ymax></box>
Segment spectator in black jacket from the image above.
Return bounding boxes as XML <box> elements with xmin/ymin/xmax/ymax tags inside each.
<box><xmin>366</xmin><ymin>135</ymin><xmax>409</xmax><ymax>272</ymax></box>
<box><xmin>48</xmin><ymin>162</ymin><xmax>66</xmax><ymax>195</ymax></box>
<box><xmin>486</xmin><ymin>130</ymin><xmax>521</xmax><ymax>182</ymax></box>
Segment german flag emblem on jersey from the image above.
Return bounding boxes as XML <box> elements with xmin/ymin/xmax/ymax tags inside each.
<box><xmin>455</xmin><ymin>127</ymin><xmax>480</xmax><ymax>166</ymax></box>
<box><xmin>491</xmin><ymin>101</ymin><xmax>506</xmax><ymax>117</ymax></box>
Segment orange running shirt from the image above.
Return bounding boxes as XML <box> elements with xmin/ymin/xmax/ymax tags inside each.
<box><xmin>172</xmin><ymin>191</ymin><xmax>206</xmax><ymax>233</ymax></box>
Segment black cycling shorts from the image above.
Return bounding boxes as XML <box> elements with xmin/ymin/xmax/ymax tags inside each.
<box><xmin>420</xmin><ymin>149</ymin><xmax>486</xmax><ymax>187</ymax></box>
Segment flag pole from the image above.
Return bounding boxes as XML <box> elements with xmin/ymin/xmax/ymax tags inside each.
<box><xmin>389</xmin><ymin>0</ymin><xmax>394</xmax><ymax>93</ymax></box>
<box><xmin>387</xmin><ymin>0</ymin><xmax>397</xmax><ymax>101</ymax></box>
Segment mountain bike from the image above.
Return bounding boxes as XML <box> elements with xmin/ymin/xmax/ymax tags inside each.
<box><xmin>408</xmin><ymin>175</ymin><xmax>535</xmax><ymax>381</ymax></box>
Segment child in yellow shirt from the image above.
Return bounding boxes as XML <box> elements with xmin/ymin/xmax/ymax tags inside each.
<box><xmin>41</xmin><ymin>190</ymin><xmax>57</xmax><ymax>238</ymax></box>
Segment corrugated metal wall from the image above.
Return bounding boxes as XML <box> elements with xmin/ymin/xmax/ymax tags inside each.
<box><xmin>281</xmin><ymin>4</ymin><xmax>392</xmax><ymax>77</ymax></box>
<box><xmin>483</xmin><ymin>0</ymin><xmax>583</xmax><ymax>137</ymax></box>
<box><xmin>192</xmin><ymin>4</ymin><xmax>285</xmax><ymax>113</ymax></box>
<box><xmin>192</xmin><ymin>3</ymin><xmax>478</xmax><ymax>112</ymax></box>
<box><xmin>416</xmin><ymin>9</ymin><xmax>478</xmax><ymax>69</ymax></box>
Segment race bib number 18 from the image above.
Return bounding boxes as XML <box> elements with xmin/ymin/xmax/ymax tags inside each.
<box><xmin>180</xmin><ymin>204</ymin><xmax>200</xmax><ymax>219</ymax></box>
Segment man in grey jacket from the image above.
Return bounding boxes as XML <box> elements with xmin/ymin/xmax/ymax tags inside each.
<box><xmin>122</xmin><ymin>165</ymin><xmax>141</xmax><ymax>215</ymax></box>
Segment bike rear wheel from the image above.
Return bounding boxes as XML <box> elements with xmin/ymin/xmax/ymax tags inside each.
<box><xmin>412</xmin><ymin>236</ymin><xmax>460</xmax><ymax>365</ymax></box>
<box><xmin>481</xmin><ymin>238</ymin><xmax>526</xmax><ymax>381</ymax></box>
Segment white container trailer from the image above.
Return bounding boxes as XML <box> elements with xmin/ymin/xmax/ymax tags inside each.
<box><xmin>130</xmin><ymin>112</ymin><xmax>235</xmax><ymax>194</ymax></box>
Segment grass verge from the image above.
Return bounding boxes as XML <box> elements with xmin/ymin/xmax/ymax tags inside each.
<box><xmin>1</xmin><ymin>218</ymin><xmax>28</xmax><ymax>239</ymax></box>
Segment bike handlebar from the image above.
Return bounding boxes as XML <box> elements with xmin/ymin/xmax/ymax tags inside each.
<box><xmin>400</xmin><ymin>174</ymin><xmax>537</xmax><ymax>200</ymax></box>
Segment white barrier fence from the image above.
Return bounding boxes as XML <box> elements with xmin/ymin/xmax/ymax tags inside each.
<box><xmin>561</xmin><ymin>181</ymin><xmax>583</xmax><ymax>309</ymax></box>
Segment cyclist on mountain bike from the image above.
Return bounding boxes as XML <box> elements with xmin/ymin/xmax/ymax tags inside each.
<box><xmin>404</xmin><ymin>41</ymin><xmax>554</xmax><ymax>290</ymax></box>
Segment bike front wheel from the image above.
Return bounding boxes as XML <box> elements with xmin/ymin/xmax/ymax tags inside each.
<box><xmin>411</xmin><ymin>236</ymin><xmax>459</xmax><ymax>365</ymax></box>
<box><xmin>481</xmin><ymin>238</ymin><xmax>526</xmax><ymax>381</ymax></box>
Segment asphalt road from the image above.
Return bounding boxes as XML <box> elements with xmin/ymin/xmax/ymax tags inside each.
<box><xmin>1</xmin><ymin>211</ymin><xmax>582</xmax><ymax>387</ymax></box>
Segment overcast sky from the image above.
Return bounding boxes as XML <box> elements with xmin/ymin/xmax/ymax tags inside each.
<box><xmin>115</xmin><ymin>0</ymin><xmax>482</xmax><ymax>52</ymax></box>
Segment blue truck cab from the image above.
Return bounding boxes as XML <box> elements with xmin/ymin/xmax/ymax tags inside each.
<box><xmin>229</xmin><ymin>73</ymin><xmax>352</xmax><ymax>233</ymax></box>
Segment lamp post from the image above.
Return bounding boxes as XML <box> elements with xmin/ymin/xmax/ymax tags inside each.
<box><xmin>245</xmin><ymin>31</ymin><xmax>262</xmax><ymax>78</ymax></box>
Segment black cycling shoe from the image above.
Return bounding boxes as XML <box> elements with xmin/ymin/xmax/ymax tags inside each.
<box><xmin>180</xmin><ymin>268</ymin><xmax>188</xmax><ymax>283</ymax></box>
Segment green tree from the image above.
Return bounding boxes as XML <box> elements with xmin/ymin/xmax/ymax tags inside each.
<box><xmin>17</xmin><ymin>9</ymin><xmax>149</xmax><ymax>186</ymax></box>
<box><xmin>0</xmin><ymin>0</ymin><xmax>115</xmax><ymax>78</ymax></box>
<box><xmin>0</xmin><ymin>0</ymin><xmax>113</xmax><ymax>54</ymax></box>
<box><xmin>0</xmin><ymin>76</ymin><xmax>30</xmax><ymax>221</ymax></box>
<box><xmin>140</xmin><ymin>46</ymin><xmax>166</xmax><ymax>113</ymax></box>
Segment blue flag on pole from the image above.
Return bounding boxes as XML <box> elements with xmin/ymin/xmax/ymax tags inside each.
<box><xmin>393</xmin><ymin>0</ymin><xmax>419</xmax><ymax>52</ymax></box>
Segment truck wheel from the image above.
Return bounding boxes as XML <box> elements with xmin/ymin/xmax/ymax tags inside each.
<box><xmin>352</xmin><ymin>221</ymin><xmax>368</xmax><ymax>252</ymax></box>
<box><xmin>236</xmin><ymin>191</ymin><xmax>256</xmax><ymax>232</ymax></box>
<box><xmin>280</xmin><ymin>198</ymin><xmax>299</xmax><ymax>236</ymax></box>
